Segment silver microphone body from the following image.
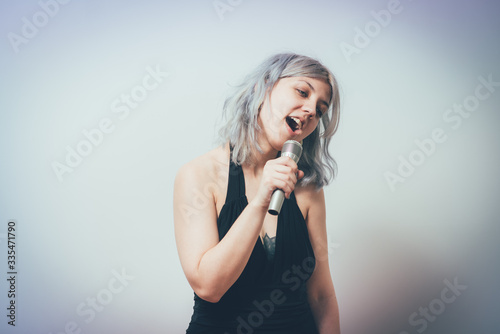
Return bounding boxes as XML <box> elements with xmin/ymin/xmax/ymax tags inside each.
<box><xmin>268</xmin><ymin>140</ymin><xmax>303</xmax><ymax>215</ymax></box>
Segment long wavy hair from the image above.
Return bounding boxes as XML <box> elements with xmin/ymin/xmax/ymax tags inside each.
<box><xmin>218</xmin><ymin>53</ymin><xmax>340</xmax><ymax>188</ymax></box>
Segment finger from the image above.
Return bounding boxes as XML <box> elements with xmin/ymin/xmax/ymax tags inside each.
<box><xmin>276</xmin><ymin>156</ymin><xmax>298</xmax><ymax>170</ymax></box>
<box><xmin>269</xmin><ymin>174</ymin><xmax>294</xmax><ymax>195</ymax></box>
<box><xmin>284</xmin><ymin>175</ymin><xmax>300</xmax><ymax>198</ymax></box>
<box><xmin>271</xmin><ymin>179</ymin><xmax>291</xmax><ymax>199</ymax></box>
<box><xmin>269</xmin><ymin>164</ymin><xmax>294</xmax><ymax>176</ymax></box>
<box><xmin>272</xmin><ymin>165</ymin><xmax>298</xmax><ymax>184</ymax></box>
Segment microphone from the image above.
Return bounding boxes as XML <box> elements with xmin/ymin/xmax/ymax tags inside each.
<box><xmin>268</xmin><ymin>140</ymin><xmax>303</xmax><ymax>215</ymax></box>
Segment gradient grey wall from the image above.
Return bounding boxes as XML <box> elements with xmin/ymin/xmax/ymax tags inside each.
<box><xmin>1</xmin><ymin>0</ymin><xmax>499</xmax><ymax>333</ymax></box>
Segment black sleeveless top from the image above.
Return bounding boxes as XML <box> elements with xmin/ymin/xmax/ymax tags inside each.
<box><xmin>186</xmin><ymin>156</ymin><xmax>319</xmax><ymax>334</ymax></box>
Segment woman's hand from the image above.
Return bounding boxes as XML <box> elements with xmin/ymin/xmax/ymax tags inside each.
<box><xmin>252</xmin><ymin>156</ymin><xmax>304</xmax><ymax>209</ymax></box>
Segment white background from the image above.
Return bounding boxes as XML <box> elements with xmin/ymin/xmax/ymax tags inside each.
<box><xmin>1</xmin><ymin>0</ymin><xmax>499</xmax><ymax>333</ymax></box>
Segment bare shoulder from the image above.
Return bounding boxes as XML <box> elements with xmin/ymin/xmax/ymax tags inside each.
<box><xmin>174</xmin><ymin>145</ymin><xmax>230</xmax><ymax>208</ymax></box>
<box><xmin>175</xmin><ymin>146</ymin><xmax>228</xmax><ymax>182</ymax></box>
<box><xmin>295</xmin><ymin>183</ymin><xmax>325</xmax><ymax>221</ymax></box>
<box><xmin>295</xmin><ymin>183</ymin><xmax>325</xmax><ymax>206</ymax></box>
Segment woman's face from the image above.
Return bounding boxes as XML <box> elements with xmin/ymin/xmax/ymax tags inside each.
<box><xmin>258</xmin><ymin>76</ymin><xmax>331</xmax><ymax>150</ymax></box>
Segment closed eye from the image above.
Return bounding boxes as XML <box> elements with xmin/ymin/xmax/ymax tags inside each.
<box><xmin>297</xmin><ymin>89</ymin><xmax>307</xmax><ymax>97</ymax></box>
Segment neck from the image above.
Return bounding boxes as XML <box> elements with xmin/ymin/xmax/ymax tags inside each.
<box><xmin>244</xmin><ymin>136</ymin><xmax>280</xmax><ymax>176</ymax></box>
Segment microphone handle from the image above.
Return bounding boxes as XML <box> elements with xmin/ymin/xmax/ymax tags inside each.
<box><xmin>268</xmin><ymin>189</ymin><xmax>285</xmax><ymax>216</ymax></box>
<box><xmin>267</xmin><ymin>148</ymin><xmax>301</xmax><ymax>216</ymax></box>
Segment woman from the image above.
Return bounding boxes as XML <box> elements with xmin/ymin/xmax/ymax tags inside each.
<box><xmin>174</xmin><ymin>53</ymin><xmax>341</xmax><ymax>333</ymax></box>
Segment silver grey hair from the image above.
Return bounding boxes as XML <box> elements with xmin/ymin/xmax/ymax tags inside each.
<box><xmin>218</xmin><ymin>53</ymin><xmax>340</xmax><ymax>188</ymax></box>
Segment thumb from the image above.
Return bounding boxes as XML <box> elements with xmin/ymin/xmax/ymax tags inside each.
<box><xmin>297</xmin><ymin>170</ymin><xmax>305</xmax><ymax>180</ymax></box>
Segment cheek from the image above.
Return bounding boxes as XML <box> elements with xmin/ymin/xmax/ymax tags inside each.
<box><xmin>264</xmin><ymin>103</ymin><xmax>286</xmax><ymax>125</ymax></box>
<box><xmin>305</xmin><ymin>119</ymin><xmax>320</xmax><ymax>135</ymax></box>
<box><xmin>259</xmin><ymin>105</ymin><xmax>285</xmax><ymax>136</ymax></box>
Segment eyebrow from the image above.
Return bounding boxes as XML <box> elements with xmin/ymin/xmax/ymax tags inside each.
<box><xmin>299</xmin><ymin>80</ymin><xmax>330</xmax><ymax>109</ymax></box>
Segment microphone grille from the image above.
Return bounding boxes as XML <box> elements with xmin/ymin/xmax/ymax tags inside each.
<box><xmin>281</xmin><ymin>140</ymin><xmax>303</xmax><ymax>162</ymax></box>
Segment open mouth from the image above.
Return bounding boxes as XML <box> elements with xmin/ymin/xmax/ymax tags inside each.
<box><xmin>286</xmin><ymin>116</ymin><xmax>302</xmax><ymax>132</ymax></box>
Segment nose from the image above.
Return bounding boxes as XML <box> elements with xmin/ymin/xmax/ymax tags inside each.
<box><xmin>302</xmin><ymin>100</ymin><xmax>316</xmax><ymax>118</ymax></box>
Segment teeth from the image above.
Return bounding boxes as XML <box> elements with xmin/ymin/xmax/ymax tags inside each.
<box><xmin>291</xmin><ymin>117</ymin><xmax>302</xmax><ymax>130</ymax></box>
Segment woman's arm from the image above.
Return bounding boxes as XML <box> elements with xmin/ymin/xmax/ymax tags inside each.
<box><xmin>173</xmin><ymin>152</ymin><xmax>301</xmax><ymax>303</ymax></box>
<box><xmin>301</xmin><ymin>187</ymin><xmax>340</xmax><ymax>333</ymax></box>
